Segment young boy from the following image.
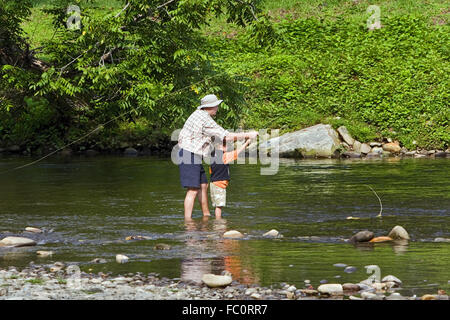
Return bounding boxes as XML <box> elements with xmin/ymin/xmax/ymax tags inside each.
<box><xmin>209</xmin><ymin>138</ymin><xmax>252</xmax><ymax>218</ymax></box>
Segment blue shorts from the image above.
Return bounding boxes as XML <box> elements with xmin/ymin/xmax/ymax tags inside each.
<box><xmin>178</xmin><ymin>148</ymin><xmax>208</xmax><ymax>189</ymax></box>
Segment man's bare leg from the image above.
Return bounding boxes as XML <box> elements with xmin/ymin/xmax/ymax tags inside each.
<box><xmin>197</xmin><ymin>183</ymin><xmax>210</xmax><ymax>216</ymax></box>
<box><xmin>184</xmin><ymin>188</ymin><xmax>199</xmax><ymax>219</ymax></box>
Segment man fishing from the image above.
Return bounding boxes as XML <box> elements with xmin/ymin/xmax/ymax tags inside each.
<box><xmin>177</xmin><ymin>94</ymin><xmax>258</xmax><ymax>220</ymax></box>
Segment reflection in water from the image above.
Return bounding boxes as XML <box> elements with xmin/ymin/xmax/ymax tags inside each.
<box><xmin>392</xmin><ymin>240</ymin><xmax>409</xmax><ymax>254</ymax></box>
<box><xmin>180</xmin><ymin>217</ymin><xmax>258</xmax><ymax>285</ymax></box>
<box><xmin>352</xmin><ymin>240</ymin><xmax>410</xmax><ymax>254</ymax></box>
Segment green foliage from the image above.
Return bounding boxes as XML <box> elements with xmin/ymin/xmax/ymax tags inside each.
<box><xmin>1</xmin><ymin>0</ymin><xmax>262</xmax><ymax>151</ymax></box>
<box><xmin>1</xmin><ymin>0</ymin><xmax>449</xmax><ymax>152</ymax></box>
<box><xmin>211</xmin><ymin>13</ymin><xmax>449</xmax><ymax>149</ymax></box>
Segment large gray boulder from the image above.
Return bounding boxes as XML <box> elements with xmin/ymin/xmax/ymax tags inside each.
<box><xmin>256</xmin><ymin>124</ymin><xmax>341</xmax><ymax>158</ymax></box>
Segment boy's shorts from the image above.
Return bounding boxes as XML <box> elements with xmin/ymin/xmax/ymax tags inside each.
<box><xmin>178</xmin><ymin>148</ymin><xmax>208</xmax><ymax>188</ymax></box>
<box><xmin>210</xmin><ymin>182</ymin><xmax>226</xmax><ymax>207</ymax></box>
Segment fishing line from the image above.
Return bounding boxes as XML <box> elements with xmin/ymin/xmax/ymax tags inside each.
<box><xmin>0</xmin><ymin>72</ymin><xmax>237</xmax><ymax>176</ymax></box>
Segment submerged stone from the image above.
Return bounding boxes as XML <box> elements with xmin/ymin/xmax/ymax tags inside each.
<box><xmin>0</xmin><ymin>237</ymin><xmax>36</xmax><ymax>247</ymax></box>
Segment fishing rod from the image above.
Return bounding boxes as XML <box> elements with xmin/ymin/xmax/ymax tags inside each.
<box><xmin>0</xmin><ymin>72</ymin><xmax>236</xmax><ymax>176</ymax></box>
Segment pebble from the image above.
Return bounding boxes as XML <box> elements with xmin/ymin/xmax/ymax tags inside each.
<box><xmin>381</xmin><ymin>275</ymin><xmax>402</xmax><ymax>286</ymax></box>
<box><xmin>343</xmin><ymin>283</ymin><xmax>360</xmax><ymax>291</ymax></box>
<box><xmin>344</xmin><ymin>266</ymin><xmax>357</xmax><ymax>273</ymax></box>
<box><xmin>202</xmin><ymin>274</ymin><xmax>232</xmax><ymax>288</ymax></box>
<box><xmin>223</xmin><ymin>230</ymin><xmax>244</xmax><ymax>239</ymax></box>
<box><xmin>25</xmin><ymin>227</ymin><xmax>43</xmax><ymax>233</ymax></box>
<box><xmin>154</xmin><ymin>243</ymin><xmax>171</xmax><ymax>250</ymax></box>
<box><xmin>361</xmin><ymin>292</ymin><xmax>384</xmax><ymax>300</ymax></box>
<box><xmin>251</xmin><ymin>293</ymin><xmax>262</xmax><ymax>299</ymax></box>
<box><xmin>287</xmin><ymin>285</ymin><xmax>296</xmax><ymax>292</ymax></box>
<box><xmin>434</xmin><ymin>238</ymin><xmax>450</xmax><ymax>242</ymax></box>
<box><xmin>333</xmin><ymin>263</ymin><xmax>347</xmax><ymax>268</ymax></box>
<box><xmin>90</xmin><ymin>258</ymin><xmax>107</xmax><ymax>264</ymax></box>
<box><xmin>263</xmin><ymin>229</ymin><xmax>280</xmax><ymax>238</ymax></box>
<box><xmin>115</xmin><ymin>254</ymin><xmax>129</xmax><ymax>264</ymax></box>
<box><xmin>318</xmin><ymin>284</ymin><xmax>343</xmax><ymax>295</ymax></box>
<box><xmin>36</xmin><ymin>251</ymin><xmax>53</xmax><ymax>257</ymax></box>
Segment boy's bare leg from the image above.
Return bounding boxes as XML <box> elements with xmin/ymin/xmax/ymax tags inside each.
<box><xmin>215</xmin><ymin>206</ymin><xmax>222</xmax><ymax>218</ymax></box>
<box><xmin>184</xmin><ymin>188</ymin><xmax>199</xmax><ymax>219</ymax></box>
<box><xmin>197</xmin><ymin>183</ymin><xmax>210</xmax><ymax>216</ymax></box>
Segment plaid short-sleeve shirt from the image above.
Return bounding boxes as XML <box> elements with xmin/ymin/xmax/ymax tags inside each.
<box><xmin>178</xmin><ymin>109</ymin><xmax>229</xmax><ymax>157</ymax></box>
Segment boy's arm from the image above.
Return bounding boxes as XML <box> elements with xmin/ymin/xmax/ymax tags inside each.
<box><xmin>223</xmin><ymin>139</ymin><xmax>252</xmax><ymax>164</ymax></box>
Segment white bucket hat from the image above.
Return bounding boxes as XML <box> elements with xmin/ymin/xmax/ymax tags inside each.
<box><xmin>197</xmin><ymin>94</ymin><xmax>223</xmax><ymax>109</ymax></box>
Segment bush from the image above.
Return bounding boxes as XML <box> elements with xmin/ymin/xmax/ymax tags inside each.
<box><xmin>211</xmin><ymin>14</ymin><xmax>449</xmax><ymax>149</ymax></box>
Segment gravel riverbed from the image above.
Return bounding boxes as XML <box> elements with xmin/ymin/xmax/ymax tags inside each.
<box><xmin>0</xmin><ymin>265</ymin><xmax>448</xmax><ymax>300</ymax></box>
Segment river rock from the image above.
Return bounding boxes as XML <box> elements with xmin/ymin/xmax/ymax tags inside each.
<box><xmin>342</xmin><ymin>151</ymin><xmax>361</xmax><ymax>158</ymax></box>
<box><xmin>369</xmin><ymin>142</ymin><xmax>382</xmax><ymax>147</ymax></box>
<box><xmin>124</xmin><ymin>147</ymin><xmax>138</xmax><ymax>156</ymax></box>
<box><xmin>381</xmin><ymin>275</ymin><xmax>402</xmax><ymax>286</ymax></box>
<box><xmin>90</xmin><ymin>258</ymin><xmax>107</xmax><ymax>264</ymax></box>
<box><xmin>318</xmin><ymin>284</ymin><xmax>343</xmax><ymax>295</ymax></box>
<box><xmin>386</xmin><ymin>293</ymin><xmax>407</xmax><ymax>300</ymax></box>
<box><xmin>344</xmin><ymin>266</ymin><xmax>357</xmax><ymax>273</ymax></box>
<box><xmin>349</xmin><ymin>230</ymin><xmax>374</xmax><ymax>243</ymax></box>
<box><xmin>371</xmin><ymin>146</ymin><xmax>383</xmax><ymax>154</ymax></box>
<box><xmin>263</xmin><ymin>229</ymin><xmax>280</xmax><ymax>238</ymax></box>
<box><xmin>115</xmin><ymin>254</ymin><xmax>129</xmax><ymax>264</ymax></box>
<box><xmin>352</xmin><ymin>140</ymin><xmax>361</xmax><ymax>152</ymax></box>
<box><xmin>337</xmin><ymin>126</ymin><xmax>355</xmax><ymax>146</ymax></box>
<box><xmin>300</xmin><ymin>289</ymin><xmax>318</xmax><ymax>296</ymax></box>
<box><xmin>362</xmin><ymin>292</ymin><xmax>384</xmax><ymax>300</ymax></box>
<box><xmin>388</xmin><ymin>226</ymin><xmax>410</xmax><ymax>240</ymax></box>
<box><xmin>201</xmin><ymin>274</ymin><xmax>232</xmax><ymax>288</ymax></box>
<box><xmin>333</xmin><ymin>263</ymin><xmax>347</xmax><ymax>268</ymax></box>
<box><xmin>36</xmin><ymin>251</ymin><xmax>53</xmax><ymax>257</ymax></box>
<box><xmin>223</xmin><ymin>230</ymin><xmax>244</xmax><ymax>238</ymax></box>
<box><xmin>434</xmin><ymin>237</ymin><xmax>450</xmax><ymax>242</ymax></box>
<box><xmin>343</xmin><ymin>283</ymin><xmax>360</xmax><ymax>291</ymax></box>
<box><xmin>0</xmin><ymin>237</ymin><xmax>36</xmax><ymax>247</ymax></box>
<box><xmin>369</xmin><ymin>236</ymin><xmax>393</xmax><ymax>243</ymax></box>
<box><xmin>435</xmin><ymin>152</ymin><xmax>447</xmax><ymax>158</ymax></box>
<box><xmin>254</xmin><ymin>124</ymin><xmax>341</xmax><ymax>158</ymax></box>
<box><xmin>154</xmin><ymin>243</ymin><xmax>171</xmax><ymax>250</ymax></box>
<box><xmin>421</xmin><ymin>294</ymin><xmax>437</xmax><ymax>300</ymax></box>
<box><xmin>359</xmin><ymin>143</ymin><xmax>371</xmax><ymax>154</ymax></box>
<box><xmin>25</xmin><ymin>227</ymin><xmax>43</xmax><ymax>233</ymax></box>
<box><xmin>382</xmin><ymin>142</ymin><xmax>401</xmax><ymax>153</ymax></box>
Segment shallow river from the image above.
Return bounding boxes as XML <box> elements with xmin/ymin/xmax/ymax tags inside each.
<box><xmin>1</xmin><ymin>155</ymin><xmax>449</xmax><ymax>296</ymax></box>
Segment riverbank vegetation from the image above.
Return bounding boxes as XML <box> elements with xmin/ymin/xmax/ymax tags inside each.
<box><xmin>1</xmin><ymin>0</ymin><xmax>448</xmax><ymax>154</ymax></box>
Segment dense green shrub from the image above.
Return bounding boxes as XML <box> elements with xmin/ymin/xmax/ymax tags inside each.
<box><xmin>211</xmin><ymin>14</ymin><xmax>449</xmax><ymax>149</ymax></box>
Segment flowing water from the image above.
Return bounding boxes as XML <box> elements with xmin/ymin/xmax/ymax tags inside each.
<box><xmin>1</xmin><ymin>155</ymin><xmax>449</xmax><ymax>296</ymax></box>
